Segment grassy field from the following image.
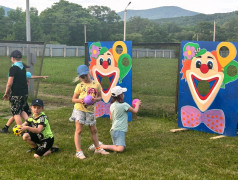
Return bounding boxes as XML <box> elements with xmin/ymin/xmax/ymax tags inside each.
<box><xmin>1</xmin><ymin>56</ymin><xmax>238</xmax><ymax>179</ymax></box>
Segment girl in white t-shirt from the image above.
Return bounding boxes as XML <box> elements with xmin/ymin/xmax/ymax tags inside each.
<box><xmin>100</xmin><ymin>86</ymin><xmax>141</xmax><ymax>152</ymax></box>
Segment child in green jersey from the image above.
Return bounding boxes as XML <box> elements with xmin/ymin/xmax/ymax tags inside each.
<box><xmin>21</xmin><ymin>99</ymin><xmax>59</xmax><ymax>158</ymax></box>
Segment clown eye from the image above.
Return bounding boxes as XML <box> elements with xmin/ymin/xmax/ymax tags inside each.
<box><xmin>207</xmin><ymin>60</ymin><xmax>213</xmax><ymax>69</ymax></box>
<box><xmin>107</xmin><ymin>58</ymin><xmax>111</xmax><ymax>65</ymax></box>
<box><xmin>100</xmin><ymin>58</ymin><xmax>103</xmax><ymax>65</ymax></box>
<box><xmin>196</xmin><ymin>60</ymin><xmax>201</xmax><ymax>68</ymax></box>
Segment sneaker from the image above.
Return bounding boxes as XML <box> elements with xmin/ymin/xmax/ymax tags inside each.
<box><xmin>51</xmin><ymin>146</ymin><xmax>59</xmax><ymax>153</ymax></box>
<box><xmin>0</xmin><ymin>127</ymin><xmax>9</xmax><ymax>133</ymax></box>
<box><xmin>94</xmin><ymin>148</ymin><xmax>109</xmax><ymax>155</ymax></box>
<box><xmin>76</xmin><ymin>151</ymin><xmax>86</xmax><ymax>159</ymax></box>
<box><xmin>88</xmin><ymin>141</ymin><xmax>103</xmax><ymax>151</ymax></box>
<box><xmin>26</xmin><ymin>147</ymin><xmax>38</xmax><ymax>153</ymax></box>
<box><xmin>69</xmin><ymin>116</ymin><xmax>75</xmax><ymax>122</ymax></box>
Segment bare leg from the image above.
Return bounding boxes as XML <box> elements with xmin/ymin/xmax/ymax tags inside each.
<box><xmin>21</xmin><ymin>111</ymin><xmax>29</xmax><ymax>121</ymax></box>
<box><xmin>6</xmin><ymin>116</ymin><xmax>15</xmax><ymax>127</ymax></box>
<box><xmin>22</xmin><ymin>133</ymin><xmax>37</xmax><ymax>148</ymax></box>
<box><xmin>100</xmin><ymin>144</ymin><xmax>124</xmax><ymax>152</ymax></box>
<box><xmin>14</xmin><ymin>114</ymin><xmax>22</xmax><ymax>125</ymax></box>
<box><xmin>89</xmin><ymin>125</ymin><xmax>99</xmax><ymax>148</ymax></box>
<box><xmin>74</xmin><ymin>121</ymin><xmax>83</xmax><ymax>151</ymax></box>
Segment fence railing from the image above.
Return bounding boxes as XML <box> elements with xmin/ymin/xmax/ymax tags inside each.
<box><xmin>0</xmin><ymin>43</ymin><xmax>176</xmax><ymax>59</ymax></box>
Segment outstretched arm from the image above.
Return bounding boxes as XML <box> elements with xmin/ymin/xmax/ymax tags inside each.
<box><xmin>30</xmin><ymin>76</ymin><xmax>49</xmax><ymax>79</ymax></box>
<box><xmin>128</xmin><ymin>100</ymin><xmax>141</xmax><ymax>114</ymax></box>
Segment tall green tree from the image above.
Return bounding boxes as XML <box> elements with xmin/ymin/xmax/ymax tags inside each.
<box><xmin>40</xmin><ymin>0</ymin><xmax>97</xmax><ymax>45</ymax></box>
<box><xmin>0</xmin><ymin>7</ymin><xmax>12</xmax><ymax>40</ymax></box>
<box><xmin>28</xmin><ymin>7</ymin><xmax>43</xmax><ymax>42</ymax></box>
<box><xmin>194</xmin><ymin>21</ymin><xmax>214</xmax><ymax>41</ymax></box>
<box><xmin>7</xmin><ymin>8</ymin><xmax>26</xmax><ymax>41</ymax></box>
<box><xmin>88</xmin><ymin>5</ymin><xmax>122</xmax><ymax>41</ymax></box>
<box><xmin>127</xmin><ymin>16</ymin><xmax>152</xmax><ymax>34</ymax></box>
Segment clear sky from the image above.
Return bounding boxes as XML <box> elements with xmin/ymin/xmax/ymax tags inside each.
<box><xmin>0</xmin><ymin>0</ymin><xmax>238</xmax><ymax>14</ymax></box>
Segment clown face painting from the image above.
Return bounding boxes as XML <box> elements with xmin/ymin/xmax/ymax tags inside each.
<box><xmin>178</xmin><ymin>41</ymin><xmax>238</xmax><ymax>136</ymax></box>
<box><xmin>90</xmin><ymin>48</ymin><xmax>120</xmax><ymax>103</ymax></box>
<box><xmin>88</xmin><ymin>41</ymin><xmax>132</xmax><ymax>120</ymax></box>
<box><xmin>185</xmin><ymin>51</ymin><xmax>224</xmax><ymax>112</ymax></box>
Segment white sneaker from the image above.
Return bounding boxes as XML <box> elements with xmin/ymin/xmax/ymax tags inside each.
<box><xmin>75</xmin><ymin>151</ymin><xmax>86</xmax><ymax>159</ymax></box>
<box><xmin>69</xmin><ymin>116</ymin><xmax>75</xmax><ymax>122</ymax></box>
<box><xmin>94</xmin><ymin>148</ymin><xmax>109</xmax><ymax>155</ymax></box>
<box><xmin>88</xmin><ymin>141</ymin><xmax>103</xmax><ymax>151</ymax></box>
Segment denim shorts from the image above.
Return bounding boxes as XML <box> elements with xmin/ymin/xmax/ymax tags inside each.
<box><xmin>69</xmin><ymin>108</ymin><xmax>96</xmax><ymax>126</ymax></box>
<box><xmin>110</xmin><ymin>130</ymin><xmax>126</xmax><ymax>147</ymax></box>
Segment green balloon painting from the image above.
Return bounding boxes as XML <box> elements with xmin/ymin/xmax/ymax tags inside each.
<box><xmin>118</xmin><ymin>54</ymin><xmax>132</xmax><ymax>83</ymax></box>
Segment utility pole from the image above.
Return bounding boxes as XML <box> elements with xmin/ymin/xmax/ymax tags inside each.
<box><xmin>123</xmin><ymin>2</ymin><xmax>131</xmax><ymax>41</ymax></box>
<box><xmin>26</xmin><ymin>0</ymin><xmax>31</xmax><ymax>42</ymax></box>
<box><xmin>213</xmin><ymin>20</ymin><xmax>216</xmax><ymax>41</ymax></box>
<box><xmin>84</xmin><ymin>24</ymin><xmax>87</xmax><ymax>43</ymax></box>
<box><xmin>26</xmin><ymin>0</ymin><xmax>34</xmax><ymax>96</ymax></box>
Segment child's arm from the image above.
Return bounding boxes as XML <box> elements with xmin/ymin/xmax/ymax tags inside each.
<box><xmin>21</xmin><ymin>124</ymin><xmax>43</xmax><ymax>134</ymax></box>
<box><xmin>128</xmin><ymin>100</ymin><xmax>141</xmax><ymax>114</ymax></box>
<box><xmin>72</xmin><ymin>93</ymin><xmax>84</xmax><ymax>104</ymax></box>
<box><xmin>30</xmin><ymin>76</ymin><xmax>49</xmax><ymax>79</ymax></box>
<box><xmin>3</xmin><ymin>77</ymin><xmax>14</xmax><ymax>100</ymax></box>
<box><xmin>22</xmin><ymin>121</ymin><xmax>28</xmax><ymax>126</ymax></box>
<box><xmin>110</xmin><ymin>112</ymin><xmax>112</xmax><ymax>122</ymax></box>
<box><xmin>92</xmin><ymin>91</ymin><xmax>102</xmax><ymax>103</ymax></box>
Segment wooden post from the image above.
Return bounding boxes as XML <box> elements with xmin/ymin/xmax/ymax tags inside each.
<box><xmin>76</xmin><ymin>47</ymin><xmax>79</xmax><ymax>57</ymax></box>
<box><xmin>50</xmin><ymin>46</ymin><xmax>53</xmax><ymax>57</ymax></box>
<box><xmin>170</xmin><ymin>128</ymin><xmax>188</xmax><ymax>133</ymax></box>
<box><xmin>6</xmin><ymin>46</ymin><xmax>9</xmax><ymax>56</ymax></box>
<box><xmin>64</xmin><ymin>47</ymin><xmax>66</xmax><ymax>57</ymax></box>
<box><xmin>85</xmin><ymin>43</ymin><xmax>89</xmax><ymax>66</ymax></box>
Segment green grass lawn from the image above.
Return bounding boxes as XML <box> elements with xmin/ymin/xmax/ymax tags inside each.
<box><xmin>1</xmin><ymin>56</ymin><xmax>238</xmax><ymax>179</ymax></box>
<box><xmin>1</xmin><ymin>108</ymin><xmax>238</xmax><ymax>179</ymax></box>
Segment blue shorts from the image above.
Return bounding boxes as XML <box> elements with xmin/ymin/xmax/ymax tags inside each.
<box><xmin>110</xmin><ymin>130</ymin><xmax>126</xmax><ymax>147</ymax></box>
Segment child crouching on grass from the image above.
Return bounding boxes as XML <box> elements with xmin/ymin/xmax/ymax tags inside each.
<box><xmin>20</xmin><ymin>99</ymin><xmax>59</xmax><ymax>158</ymax></box>
<box><xmin>89</xmin><ymin>86</ymin><xmax>141</xmax><ymax>152</ymax></box>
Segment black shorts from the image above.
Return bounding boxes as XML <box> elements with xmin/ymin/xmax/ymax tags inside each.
<box><xmin>10</xmin><ymin>96</ymin><xmax>31</xmax><ymax>116</ymax></box>
<box><xmin>29</xmin><ymin>132</ymin><xmax>54</xmax><ymax>156</ymax></box>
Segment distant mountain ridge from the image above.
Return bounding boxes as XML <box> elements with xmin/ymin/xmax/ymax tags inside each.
<box><xmin>0</xmin><ymin>6</ymin><xmax>13</xmax><ymax>16</ymax></box>
<box><xmin>117</xmin><ymin>6</ymin><xmax>200</xmax><ymax>20</ymax></box>
<box><xmin>152</xmin><ymin>11</ymin><xmax>237</xmax><ymax>26</ymax></box>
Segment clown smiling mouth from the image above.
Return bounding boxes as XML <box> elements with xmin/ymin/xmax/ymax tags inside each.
<box><xmin>191</xmin><ymin>74</ymin><xmax>219</xmax><ymax>100</ymax></box>
<box><xmin>95</xmin><ymin>71</ymin><xmax>116</xmax><ymax>94</ymax></box>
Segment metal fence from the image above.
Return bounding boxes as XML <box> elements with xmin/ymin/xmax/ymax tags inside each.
<box><xmin>0</xmin><ymin>43</ymin><xmax>176</xmax><ymax>58</ymax></box>
<box><xmin>0</xmin><ymin>43</ymin><xmax>85</xmax><ymax>57</ymax></box>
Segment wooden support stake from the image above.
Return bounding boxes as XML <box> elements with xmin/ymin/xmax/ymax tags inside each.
<box><xmin>210</xmin><ymin>135</ymin><xmax>226</xmax><ymax>140</ymax></box>
<box><xmin>170</xmin><ymin>128</ymin><xmax>188</xmax><ymax>133</ymax></box>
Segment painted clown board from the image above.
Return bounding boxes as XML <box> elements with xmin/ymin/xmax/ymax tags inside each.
<box><xmin>88</xmin><ymin>41</ymin><xmax>132</xmax><ymax>121</ymax></box>
<box><xmin>178</xmin><ymin>41</ymin><xmax>238</xmax><ymax>137</ymax></box>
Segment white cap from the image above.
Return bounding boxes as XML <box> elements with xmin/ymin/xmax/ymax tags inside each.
<box><xmin>111</xmin><ymin>86</ymin><xmax>127</xmax><ymax>97</ymax></box>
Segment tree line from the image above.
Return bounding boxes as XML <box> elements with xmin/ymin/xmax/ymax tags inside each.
<box><xmin>1</xmin><ymin>0</ymin><xmax>238</xmax><ymax>46</ymax></box>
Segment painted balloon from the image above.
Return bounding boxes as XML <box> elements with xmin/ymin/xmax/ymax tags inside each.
<box><xmin>216</xmin><ymin>42</ymin><xmax>236</xmax><ymax>68</ymax></box>
<box><xmin>221</xmin><ymin>60</ymin><xmax>238</xmax><ymax>88</ymax></box>
<box><xmin>118</xmin><ymin>54</ymin><xmax>132</xmax><ymax>84</ymax></box>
